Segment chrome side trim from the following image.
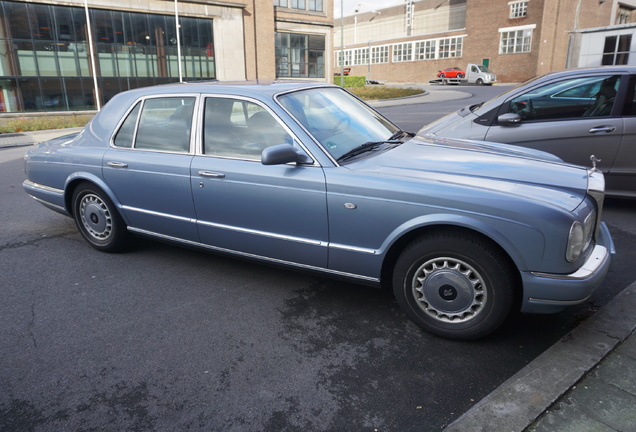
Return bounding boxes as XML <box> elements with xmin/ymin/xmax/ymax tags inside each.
<box><xmin>531</xmin><ymin>244</ymin><xmax>609</xmax><ymax>281</ymax></box>
<box><xmin>197</xmin><ymin>219</ymin><xmax>327</xmax><ymax>247</ymax></box>
<box><xmin>328</xmin><ymin>243</ymin><xmax>377</xmax><ymax>255</ymax></box>
<box><xmin>122</xmin><ymin>206</ymin><xmax>379</xmax><ymax>254</ymax></box>
<box><xmin>24</xmin><ymin>180</ymin><xmax>64</xmax><ymax>195</ymax></box>
<box><xmin>127</xmin><ymin>227</ymin><xmax>380</xmax><ymax>283</ymax></box>
<box><xmin>527</xmin><ymin>295</ymin><xmax>592</xmax><ymax>306</ymax></box>
<box><xmin>121</xmin><ymin>205</ymin><xmax>196</xmax><ymax>223</ymax></box>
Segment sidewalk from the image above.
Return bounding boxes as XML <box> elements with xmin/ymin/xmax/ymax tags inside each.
<box><xmin>0</xmin><ymin>127</ymin><xmax>83</xmax><ymax>149</ymax></box>
<box><xmin>444</xmin><ymin>280</ymin><xmax>636</xmax><ymax>432</ymax></box>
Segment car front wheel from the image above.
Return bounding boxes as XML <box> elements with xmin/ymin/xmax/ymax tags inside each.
<box><xmin>392</xmin><ymin>231</ymin><xmax>516</xmax><ymax>340</ymax></box>
<box><xmin>72</xmin><ymin>183</ymin><xmax>128</xmax><ymax>252</ymax></box>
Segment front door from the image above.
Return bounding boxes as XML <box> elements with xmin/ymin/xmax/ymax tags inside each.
<box><xmin>191</xmin><ymin>96</ymin><xmax>329</xmax><ymax>268</ymax></box>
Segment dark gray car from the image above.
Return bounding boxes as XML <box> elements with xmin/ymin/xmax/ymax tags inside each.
<box><xmin>420</xmin><ymin>66</ymin><xmax>636</xmax><ymax>198</ymax></box>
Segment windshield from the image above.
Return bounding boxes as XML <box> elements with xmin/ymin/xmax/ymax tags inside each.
<box><xmin>277</xmin><ymin>87</ymin><xmax>400</xmax><ymax>161</ymax></box>
<box><xmin>477</xmin><ymin>65</ymin><xmax>493</xmax><ymax>73</ymax></box>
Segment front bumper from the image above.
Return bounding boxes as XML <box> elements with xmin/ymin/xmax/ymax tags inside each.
<box><xmin>520</xmin><ymin>222</ymin><xmax>614</xmax><ymax>314</ymax></box>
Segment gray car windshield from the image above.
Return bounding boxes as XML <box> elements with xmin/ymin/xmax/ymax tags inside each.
<box><xmin>278</xmin><ymin>87</ymin><xmax>400</xmax><ymax>161</ymax></box>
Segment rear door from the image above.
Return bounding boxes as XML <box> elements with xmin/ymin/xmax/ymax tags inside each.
<box><xmin>103</xmin><ymin>96</ymin><xmax>199</xmax><ymax>241</ymax></box>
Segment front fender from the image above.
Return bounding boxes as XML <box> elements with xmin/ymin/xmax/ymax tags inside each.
<box><xmin>379</xmin><ymin>212</ymin><xmax>546</xmax><ymax>272</ymax></box>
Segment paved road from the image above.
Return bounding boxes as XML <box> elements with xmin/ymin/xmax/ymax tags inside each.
<box><xmin>1</xmin><ymin>86</ymin><xmax>635</xmax><ymax>431</ymax></box>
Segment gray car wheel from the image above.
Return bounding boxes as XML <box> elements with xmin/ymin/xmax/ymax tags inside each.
<box><xmin>393</xmin><ymin>230</ymin><xmax>516</xmax><ymax>340</ymax></box>
<box><xmin>72</xmin><ymin>183</ymin><xmax>128</xmax><ymax>252</ymax></box>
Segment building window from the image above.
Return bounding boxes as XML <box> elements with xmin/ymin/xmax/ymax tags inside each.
<box><xmin>275</xmin><ymin>0</ymin><xmax>322</xmax><ymax>12</ymax></box>
<box><xmin>392</xmin><ymin>42</ymin><xmax>413</xmax><ymax>63</ymax></box>
<box><xmin>617</xmin><ymin>6</ymin><xmax>634</xmax><ymax>24</ymax></box>
<box><xmin>509</xmin><ymin>1</ymin><xmax>528</xmax><ymax>19</ymax></box>
<box><xmin>415</xmin><ymin>40</ymin><xmax>436</xmax><ymax>60</ymax></box>
<box><xmin>275</xmin><ymin>33</ymin><xmax>325</xmax><ymax>78</ymax></box>
<box><xmin>308</xmin><ymin>0</ymin><xmax>323</xmax><ymax>12</ymax></box>
<box><xmin>499</xmin><ymin>25</ymin><xmax>534</xmax><ymax>54</ymax></box>
<box><xmin>353</xmin><ymin>47</ymin><xmax>369</xmax><ymax>65</ymax></box>
<box><xmin>438</xmin><ymin>37</ymin><xmax>463</xmax><ymax>58</ymax></box>
<box><xmin>602</xmin><ymin>35</ymin><xmax>632</xmax><ymax>65</ymax></box>
<box><xmin>371</xmin><ymin>46</ymin><xmax>389</xmax><ymax>64</ymax></box>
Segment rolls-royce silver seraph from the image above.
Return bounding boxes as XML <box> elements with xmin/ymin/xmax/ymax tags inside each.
<box><xmin>23</xmin><ymin>82</ymin><xmax>614</xmax><ymax>339</ymax></box>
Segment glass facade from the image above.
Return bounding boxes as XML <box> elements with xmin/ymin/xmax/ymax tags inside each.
<box><xmin>275</xmin><ymin>32</ymin><xmax>325</xmax><ymax>78</ymax></box>
<box><xmin>0</xmin><ymin>1</ymin><xmax>215</xmax><ymax>113</ymax></box>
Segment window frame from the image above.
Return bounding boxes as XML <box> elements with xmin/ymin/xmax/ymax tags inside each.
<box><xmin>199</xmin><ymin>95</ymin><xmax>298</xmax><ymax>162</ymax></box>
<box><xmin>499</xmin><ymin>24</ymin><xmax>535</xmax><ymax>54</ymax></box>
<box><xmin>509</xmin><ymin>1</ymin><xmax>528</xmax><ymax>19</ymax></box>
<box><xmin>111</xmin><ymin>95</ymin><xmax>197</xmax><ymax>153</ymax></box>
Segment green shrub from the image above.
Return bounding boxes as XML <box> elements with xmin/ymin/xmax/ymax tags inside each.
<box><xmin>0</xmin><ymin>115</ymin><xmax>93</xmax><ymax>134</ymax></box>
<box><xmin>347</xmin><ymin>86</ymin><xmax>424</xmax><ymax>101</ymax></box>
<box><xmin>334</xmin><ymin>75</ymin><xmax>366</xmax><ymax>88</ymax></box>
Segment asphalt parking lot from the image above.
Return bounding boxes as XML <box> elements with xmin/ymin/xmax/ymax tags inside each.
<box><xmin>1</xmin><ymin>85</ymin><xmax>635</xmax><ymax>431</ymax></box>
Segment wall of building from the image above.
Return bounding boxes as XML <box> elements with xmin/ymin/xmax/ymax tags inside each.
<box><xmin>334</xmin><ymin>0</ymin><xmax>628</xmax><ymax>85</ymax></box>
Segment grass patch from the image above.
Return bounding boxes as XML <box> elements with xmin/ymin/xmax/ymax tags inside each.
<box><xmin>348</xmin><ymin>86</ymin><xmax>424</xmax><ymax>101</ymax></box>
<box><xmin>0</xmin><ymin>115</ymin><xmax>93</xmax><ymax>134</ymax></box>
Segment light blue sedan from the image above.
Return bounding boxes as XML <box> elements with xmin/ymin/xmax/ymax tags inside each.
<box><xmin>23</xmin><ymin>82</ymin><xmax>614</xmax><ymax>340</ymax></box>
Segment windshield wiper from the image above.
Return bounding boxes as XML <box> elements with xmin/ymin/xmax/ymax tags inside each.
<box><xmin>336</xmin><ymin>140</ymin><xmax>401</xmax><ymax>162</ymax></box>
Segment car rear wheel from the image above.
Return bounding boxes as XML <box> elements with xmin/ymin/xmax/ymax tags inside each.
<box><xmin>392</xmin><ymin>231</ymin><xmax>516</xmax><ymax>340</ymax></box>
<box><xmin>457</xmin><ymin>73</ymin><xmax>465</xmax><ymax>78</ymax></box>
<box><xmin>72</xmin><ymin>183</ymin><xmax>128</xmax><ymax>252</ymax></box>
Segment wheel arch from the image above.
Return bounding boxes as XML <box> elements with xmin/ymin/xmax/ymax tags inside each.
<box><xmin>380</xmin><ymin>222</ymin><xmax>524</xmax><ymax>306</ymax></box>
<box><xmin>63</xmin><ymin>173</ymin><xmax>128</xmax><ymax>224</ymax></box>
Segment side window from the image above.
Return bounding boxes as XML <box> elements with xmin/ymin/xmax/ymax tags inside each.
<box><xmin>203</xmin><ymin>97</ymin><xmax>291</xmax><ymax>160</ymax></box>
<box><xmin>507</xmin><ymin>75</ymin><xmax>620</xmax><ymax>121</ymax></box>
<box><xmin>134</xmin><ymin>97</ymin><xmax>195</xmax><ymax>152</ymax></box>
<box><xmin>624</xmin><ymin>76</ymin><xmax>636</xmax><ymax>116</ymax></box>
<box><xmin>113</xmin><ymin>102</ymin><xmax>141</xmax><ymax>148</ymax></box>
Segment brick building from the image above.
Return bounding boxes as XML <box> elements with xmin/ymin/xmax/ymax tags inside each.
<box><xmin>334</xmin><ymin>0</ymin><xmax>636</xmax><ymax>84</ymax></box>
<box><xmin>0</xmin><ymin>0</ymin><xmax>334</xmax><ymax>113</ymax></box>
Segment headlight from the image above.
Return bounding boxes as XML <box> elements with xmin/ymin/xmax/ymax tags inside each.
<box><xmin>566</xmin><ymin>222</ymin><xmax>584</xmax><ymax>262</ymax></box>
<box><xmin>566</xmin><ymin>210</ymin><xmax>597</xmax><ymax>263</ymax></box>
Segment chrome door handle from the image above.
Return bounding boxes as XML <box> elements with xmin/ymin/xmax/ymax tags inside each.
<box><xmin>589</xmin><ymin>126</ymin><xmax>616</xmax><ymax>133</ymax></box>
<box><xmin>107</xmin><ymin>161</ymin><xmax>128</xmax><ymax>168</ymax></box>
<box><xmin>198</xmin><ymin>170</ymin><xmax>225</xmax><ymax>178</ymax></box>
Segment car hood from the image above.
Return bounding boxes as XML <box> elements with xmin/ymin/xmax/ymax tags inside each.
<box><xmin>348</xmin><ymin>136</ymin><xmax>590</xmax><ymax>211</ymax></box>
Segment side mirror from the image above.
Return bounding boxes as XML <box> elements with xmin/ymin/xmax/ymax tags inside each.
<box><xmin>497</xmin><ymin>113</ymin><xmax>522</xmax><ymax>125</ymax></box>
<box><xmin>261</xmin><ymin>143</ymin><xmax>312</xmax><ymax>166</ymax></box>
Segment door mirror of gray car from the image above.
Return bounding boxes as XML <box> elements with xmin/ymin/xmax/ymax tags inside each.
<box><xmin>261</xmin><ymin>143</ymin><xmax>312</xmax><ymax>165</ymax></box>
<box><xmin>497</xmin><ymin>113</ymin><xmax>522</xmax><ymax>125</ymax></box>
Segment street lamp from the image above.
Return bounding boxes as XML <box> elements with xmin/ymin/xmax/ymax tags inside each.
<box><xmin>340</xmin><ymin>0</ymin><xmax>344</xmax><ymax>87</ymax></box>
<box><xmin>354</xmin><ymin>3</ymin><xmax>380</xmax><ymax>84</ymax></box>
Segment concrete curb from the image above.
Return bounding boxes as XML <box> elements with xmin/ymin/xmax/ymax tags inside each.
<box><xmin>443</xmin><ymin>281</ymin><xmax>636</xmax><ymax>432</ymax></box>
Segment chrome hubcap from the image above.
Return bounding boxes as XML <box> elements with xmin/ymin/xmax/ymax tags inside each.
<box><xmin>412</xmin><ymin>257</ymin><xmax>486</xmax><ymax>323</ymax></box>
<box><xmin>79</xmin><ymin>194</ymin><xmax>112</xmax><ymax>241</ymax></box>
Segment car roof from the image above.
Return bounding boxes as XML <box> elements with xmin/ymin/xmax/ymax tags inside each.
<box><xmin>119</xmin><ymin>80</ymin><xmax>332</xmax><ymax>100</ymax></box>
<box><xmin>535</xmin><ymin>65</ymin><xmax>636</xmax><ymax>81</ymax></box>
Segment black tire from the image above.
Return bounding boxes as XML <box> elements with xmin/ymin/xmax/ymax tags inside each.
<box><xmin>476</xmin><ymin>78</ymin><xmax>484</xmax><ymax>86</ymax></box>
<box><xmin>457</xmin><ymin>73</ymin><xmax>465</xmax><ymax>78</ymax></box>
<box><xmin>72</xmin><ymin>183</ymin><xmax>128</xmax><ymax>252</ymax></box>
<box><xmin>392</xmin><ymin>231</ymin><xmax>516</xmax><ymax>340</ymax></box>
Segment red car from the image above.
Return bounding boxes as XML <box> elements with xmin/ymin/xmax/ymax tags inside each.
<box><xmin>437</xmin><ymin>67</ymin><xmax>465</xmax><ymax>78</ymax></box>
